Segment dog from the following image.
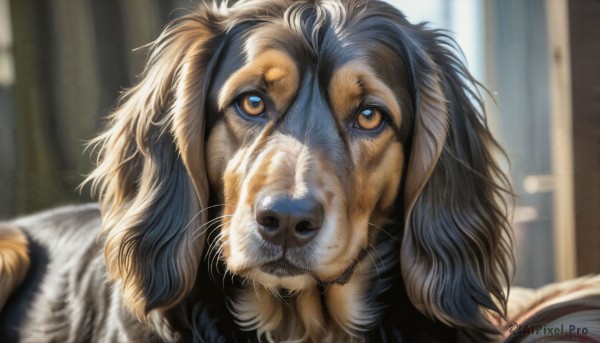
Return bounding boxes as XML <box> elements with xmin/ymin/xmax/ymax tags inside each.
<box><xmin>1</xmin><ymin>0</ymin><xmax>599</xmax><ymax>342</ymax></box>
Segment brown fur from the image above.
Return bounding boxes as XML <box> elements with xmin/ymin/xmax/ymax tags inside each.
<box><xmin>85</xmin><ymin>0</ymin><xmax>513</xmax><ymax>340</ymax></box>
<box><xmin>0</xmin><ymin>224</ymin><xmax>30</xmax><ymax>311</ymax></box>
<box><xmin>2</xmin><ymin>2</ymin><xmax>598</xmax><ymax>343</ymax></box>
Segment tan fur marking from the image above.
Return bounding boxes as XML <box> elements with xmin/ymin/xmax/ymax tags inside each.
<box><xmin>206</xmin><ymin>122</ymin><xmax>236</xmax><ymax>189</ymax></box>
<box><xmin>218</xmin><ymin>50</ymin><xmax>299</xmax><ymax>112</ymax></box>
<box><xmin>244</xmin><ymin>149</ymin><xmax>279</xmax><ymax>205</ymax></box>
<box><xmin>326</xmin><ymin>268</ymin><xmax>371</xmax><ymax>334</ymax></box>
<box><xmin>328</xmin><ymin>61</ymin><xmax>402</xmax><ymax>127</ymax></box>
<box><xmin>233</xmin><ymin>287</ymin><xmax>284</xmax><ymax>340</ymax></box>
<box><xmin>264</xmin><ymin>67</ymin><xmax>288</xmax><ymax>83</ymax></box>
<box><xmin>0</xmin><ymin>224</ymin><xmax>30</xmax><ymax>310</ymax></box>
<box><xmin>353</xmin><ymin>139</ymin><xmax>404</xmax><ymax>213</ymax></box>
<box><xmin>329</xmin><ymin>70</ymin><xmax>363</xmax><ymax>116</ymax></box>
<box><xmin>296</xmin><ymin>289</ymin><xmax>325</xmax><ymax>342</ymax></box>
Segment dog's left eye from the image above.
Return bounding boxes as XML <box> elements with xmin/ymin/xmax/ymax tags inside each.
<box><xmin>238</xmin><ymin>94</ymin><xmax>266</xmax><ymax>117</ymax></box>
<box><xmin>353</xmin><ymin>108</ymin><xmax>385</xmax><ymax>130</ymax></box>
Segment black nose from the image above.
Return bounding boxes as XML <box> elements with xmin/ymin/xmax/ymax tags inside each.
<box><xmin>255</xmin><ymin>195</ymin><xmax>324</xmax><ymax>248</ymax></box>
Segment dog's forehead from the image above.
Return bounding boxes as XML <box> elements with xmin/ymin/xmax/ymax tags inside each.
<box><xmin>241</xmin><ymin>19</ymin><xmax>386</xmax><ymax>80</ymax></box>
<box><xmin>212</xmin><ymin>1</ymin><xmax>413</xmax><ymax>89</ymax></box>
<box><xmin>213</xmin><ymin>23</ymin><xmax>408</xmax><ymax>101</ymax></box>
<box><xmin>207</xmin><ymin>1</ymin><xmax>416</xmax><ymax>146</ymax></box>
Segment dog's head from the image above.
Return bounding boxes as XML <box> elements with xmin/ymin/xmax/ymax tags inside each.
<box><xmin>88</xmin><ymin>0</ymin><xmax>512</xmax><ymax>336</ymax></box>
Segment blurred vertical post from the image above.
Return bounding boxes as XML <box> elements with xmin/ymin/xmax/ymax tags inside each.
<box><xmin>0</xmin><ymin>0</ymin><xmax>15</xmax><ymax>217</ymax></box>
<box><xmin>546</xmin><ymin>0</ymin><xmax>576</xmax><ymax>281</ymax></box>
<box><xmin>10</xmin><ymin>0</ymin><xmax>80</xmax><ymax>214</ymax></box>
<box><xmin>565</xmin><ymin>0</ymin><xmax>600</xmax><ymax>275</ymax></box>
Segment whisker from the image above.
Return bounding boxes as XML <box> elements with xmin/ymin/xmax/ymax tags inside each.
<box><xmin>210</xmin><ymin>226</ymin><xmax>229</xmax><ymax>262</ymax></box>
<box><xmin>363</xmin><ymin>245</ymin><xmax>381</xmax><ymax>280</ymax></box>
<box><xmin>229</xmin><ymin>267</ymin><xmax>237</xmax><ymax>289</ymax></box>
<box><xmin>193</xmin><ymin>213</ymin><xmax>232</xmax><ymax>235</ymax></box>
<box><xmin>206</xmin><ymin>228</ymin><xmax>224</xmax><ymax>257</ymax></box>
<box><xmin>368</xmin><ymin>222</ymin><xmax>401</xmax><ymax>242</ymax></box>
<box><xmin>211</xmin><ymin>235</ymin><xmax>226</xmax><ymax>272</ymax></box>
<box><xmin>206</xmin><ymin>225</ymin><xmax>228</xmax><ymax>282</ymax></box>
<box><xmin>192</xmin><ymin>214</ymin><xmax>233</xmax><ymax>242</ymax></box>
<box><xmin>183</xmin><ymin>203</ymin><xmax>229</xmax><ymax>231</ymax></box>
<box><xmin>252</xmin><ymin>272</ymin><xmax>261</xmax><ymax>301</ymax></box>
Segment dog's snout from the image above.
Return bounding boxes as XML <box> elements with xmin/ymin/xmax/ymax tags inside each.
<box><xmin>255</xmin><ymin>195</ymin><xmax>324</xmax><ymax>247</ymax></box>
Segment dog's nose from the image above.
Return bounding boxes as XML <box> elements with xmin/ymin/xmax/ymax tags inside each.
<box><xmin>255</xmin><ymin>195</ymin><xmax>324</xmax><ymax>247</ymax></box>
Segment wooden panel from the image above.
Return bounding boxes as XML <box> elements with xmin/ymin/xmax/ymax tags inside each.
<box><xmin>546</xmin><ymin>0</ymin><xmax>576</xmax><ymax>280</ymax></box>
<box><xmin>568</xmin><ymin>0</ymin><xmax>600</xmax><ymax>275</ymax></box>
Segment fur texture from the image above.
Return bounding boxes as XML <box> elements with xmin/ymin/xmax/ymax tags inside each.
<box><xmin>1</xmin><ymin>1</ymin><xmax>598</xmax><ymax>342</ymax></box>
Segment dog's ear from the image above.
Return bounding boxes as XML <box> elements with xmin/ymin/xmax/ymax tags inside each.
<box><xmin>400</xmin><ymin>28</ymin><xmax>513</xmax><ymax>333</ymax></box>
<box><xmin>86</xmin><ymin>5</ymin><xmax>225</xmax><ymax>320</ymax></box>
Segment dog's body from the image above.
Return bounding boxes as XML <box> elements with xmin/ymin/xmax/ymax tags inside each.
<box><xmin>0</xmin><ymin>205</ymin><xmax>453</xmax><ymax>342</ymax></box>
<box><xmin>0</xmin><ymin>206</ymin><xmax>134</xmax><ymax>342</ymax></box>
<box><xmin>1</xmin><ymin>0</ymin><xmax>599</xmax><ymax>342</ymax></box>
<box><xmin>2</xmin><ymin>206</ymin><xmax>600</xmax><ymax>342</ymax></box>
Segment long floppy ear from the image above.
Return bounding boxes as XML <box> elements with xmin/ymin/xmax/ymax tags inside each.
<box><xmin>86</xmin><ymin>5</ymin><xmax>225</xmax><ymax>320</ymax></box>
<box><xmin>400</xmin><ymin>27</ymin><xmax>513</xmax><ymax>333</ymax></box>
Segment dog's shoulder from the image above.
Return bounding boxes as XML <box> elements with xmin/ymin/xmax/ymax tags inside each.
<box><xmin>10</xmin><ymin>203</ymin><xmax>100</xmax><ymax>228</ymax></box>
<box><xmin>10</xmin><ymin>203</ymin><xmax>101</xmax><ymax>244</ymax></box>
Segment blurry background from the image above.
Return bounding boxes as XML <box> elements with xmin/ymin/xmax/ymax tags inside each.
<box><xmin>0</xmin><ymin>0</ymin><xmax>598</xmax><ymax>288</ymax></box>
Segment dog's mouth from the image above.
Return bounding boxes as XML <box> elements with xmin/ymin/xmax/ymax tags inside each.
<box><xmin>256</xmin><ymin>248</ymin><xmax>371</xmax><ymax>287</ymax></box>
<box><xmin>260</xmin><ymin>259</ymin><xmax>305</xmax><ymax>277</ymax></box>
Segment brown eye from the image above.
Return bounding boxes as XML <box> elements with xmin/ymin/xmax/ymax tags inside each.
<box><xmin>239</xmin><ymin>94</ymin><xmax>265</xmax><ymax>117</ymax></box>
<box><xmin>354</xmin><ymin>108</ymin><xmax>384</xmax><ymax>130</ymax></box>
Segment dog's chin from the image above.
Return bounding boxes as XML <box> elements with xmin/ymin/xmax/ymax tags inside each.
<box><xmin>260</xmin><ymin>259</ymin><xmax>306</xmax><ymax>277</ymax></box>
<box><xmin>226</xmin><ymin>248</ymin><xmax>369</xmax><ymax>291</ymax></box>
<box><xmin>246</xmin><ymin>268</ymin><xmax>317</xmax><ymax>291</ymax></box>
<box><xmin>239</xmin><ymin>259</ymin><xmax>363</xmax><ymax>292</ymax></box>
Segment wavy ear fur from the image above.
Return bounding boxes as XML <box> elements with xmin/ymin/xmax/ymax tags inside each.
<box><xmin>86</xmin><ymin>4</ymin><xmax>225</xmax><ymax>320</ymax></box>
<box><xmin>398</xmin><ymin>25</ymin><xmax>513</xmax><ymax>333</ymax></box>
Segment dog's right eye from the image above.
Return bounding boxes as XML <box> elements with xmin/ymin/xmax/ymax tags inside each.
<box><xmin>353</xmin><ymin>107</ymin><xmax>385</xmax><ymax>131</ymax></box>
<box><xmin>237</xmin><ymin>94</ymin><xmax>266</xmax><ymax>117</ymax></box>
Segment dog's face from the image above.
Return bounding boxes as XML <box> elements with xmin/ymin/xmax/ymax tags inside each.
<box><xmin>89</xmin><ymin>0</ymin><xmax>513</xmax><ymax>338</ymax></box>
<box><xmin>206</xmin><ymin>32</ymin><xmax>407</xmax><ymax>290</ymax></box>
